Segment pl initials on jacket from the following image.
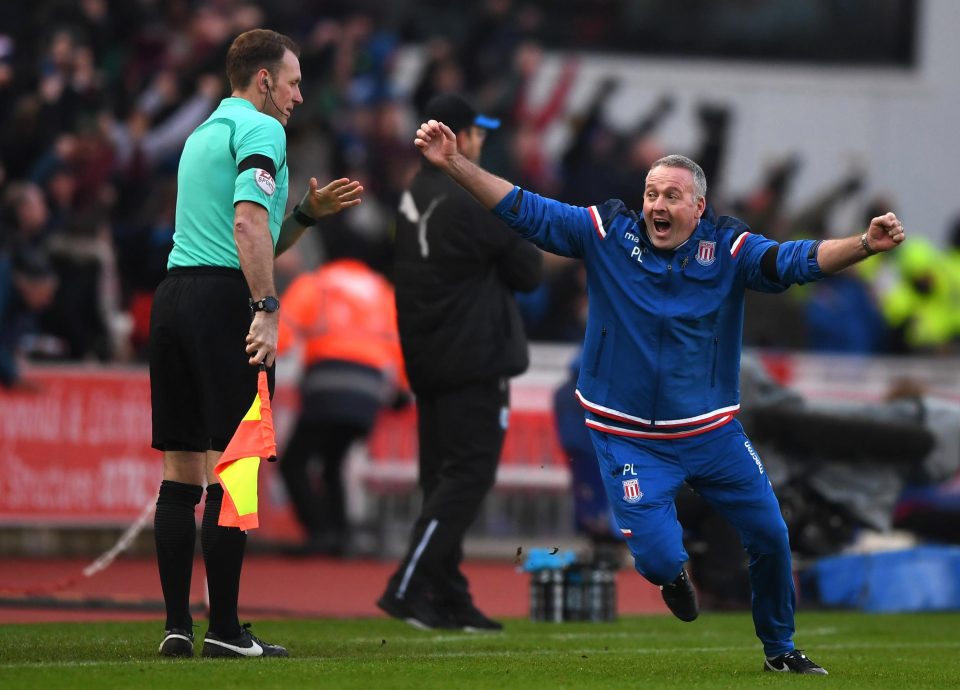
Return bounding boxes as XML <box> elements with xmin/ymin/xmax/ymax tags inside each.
<box><xmin>493</xmin><ymin>187</ymin><xmax>826</xmax><ymax>440</ymax></box>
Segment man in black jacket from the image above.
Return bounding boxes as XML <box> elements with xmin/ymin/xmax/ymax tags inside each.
<box><xmin>377</xmin><ymin>93</ymin><xmax>543</xmax><ymax>631</ymax></box>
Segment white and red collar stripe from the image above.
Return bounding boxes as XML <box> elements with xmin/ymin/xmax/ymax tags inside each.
<box><xmin>588</xmin><ymin>205</ymin><xmax>606</xmax><ymax>239</ymax></box>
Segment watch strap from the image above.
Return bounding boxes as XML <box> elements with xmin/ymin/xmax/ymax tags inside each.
<box><xmin>293</xmin><ymin>204</ymin><xmax>317</xmax><ymax>227</ymax></box>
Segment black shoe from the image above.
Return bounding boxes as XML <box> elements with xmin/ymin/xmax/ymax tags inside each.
<box><xmin>201</xmin><ymin>623</ymin><xmax>289</xmax><ymax>658</ymax></box>
<box><xmin>377</xmin><ymin>591</ymin><xmax>454</xmax><ymax>631</ymax></box>
<box><xmin>448</xmin><ymin>602</ymin><xmax>503</xmax><ymax>632</ymax></box>
<box><xmin>764</xmin><ymin>649</ymin><xmax>828</xmax><ymax>675</ymax></box>
<box><xmin>158</xmin><ymin>627</ymin><xmax>194</xmax><ymax>657</ymax></box>
<box><xmin>660</xmin><ymin>568</ymin><xmax>699</xmax><ymax>622</ymax></box>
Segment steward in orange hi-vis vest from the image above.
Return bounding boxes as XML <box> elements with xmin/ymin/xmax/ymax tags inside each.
<box><xmin>276</xmin><ymin>256</ymin><xmax>409</xmax><ymax>556</ymax></box>
<box><xmin>278</xmin><ymin>259</ymin><xmax>407</xmax><ymax>385</ymax></box>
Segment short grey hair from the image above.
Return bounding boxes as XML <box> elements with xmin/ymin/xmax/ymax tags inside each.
<box><xmin>649</xmin><ymin>154</ymin><xmax>707</xmax><ymax>201</ymax></box>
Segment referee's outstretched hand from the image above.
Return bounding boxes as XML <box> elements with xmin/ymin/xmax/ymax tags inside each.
<box><xmin>299</xmin><ymin>177</ymin><xmax>363</xmax><ymax>219</ymax></box>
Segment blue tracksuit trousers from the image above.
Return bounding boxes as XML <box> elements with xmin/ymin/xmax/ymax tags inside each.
<box><xmin>589</xmin><ymin>419</ymin><xmax>795</xmax><ymax>656</ymax></box>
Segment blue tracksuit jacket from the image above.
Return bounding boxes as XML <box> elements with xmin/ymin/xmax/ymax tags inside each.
<box><xmin>493</xmin><ymin>187</ymin><xmax>824</xmax><ymax>438</ymax></box>
<box><xmin>495</xmin><ymin>186</ymin><xmax>826</xmax><ymax>656</ymax></box>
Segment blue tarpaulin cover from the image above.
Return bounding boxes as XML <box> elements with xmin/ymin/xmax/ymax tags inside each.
<box><xmin>803</xmin><ymin>546</ymin><xmax>960</xmax><ymax>612</ymax></box>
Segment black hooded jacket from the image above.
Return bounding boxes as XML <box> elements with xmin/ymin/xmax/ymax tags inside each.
<box><xmin>393</xmin><ymin>164</ymin><xmax>543</xmax><ymax>393</ymax></box>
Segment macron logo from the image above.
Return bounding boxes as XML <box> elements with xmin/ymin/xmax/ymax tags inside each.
<box><xmin>744</xmin><ymin>440</ymin><xmax>764</xmax><ymax>474</ymax></box>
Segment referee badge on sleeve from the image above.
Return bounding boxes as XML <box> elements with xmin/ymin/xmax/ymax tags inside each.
<box><xmin>255</xmin><ymin>169</ymin><xmax>276</xmax><ymax>196</ymax></box>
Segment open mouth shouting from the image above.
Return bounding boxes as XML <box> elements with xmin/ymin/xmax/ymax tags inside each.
<box><xmin>647</xmin><ymin>215</ymin><xmax>676</xmax><ymax>246</ymax></box>
<box><xmin>651</xmin><ymin>217</ymin><xmax>671</xmax><ymax>237</ymax></box>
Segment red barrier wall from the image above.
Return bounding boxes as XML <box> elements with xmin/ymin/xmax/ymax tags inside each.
<box><xmin>0</xmin><ymin>366</ymin><xmax>567</xmax><ymax>541</ymax></box>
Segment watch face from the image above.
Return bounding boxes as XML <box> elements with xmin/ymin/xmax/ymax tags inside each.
<box><xmin>253</xmin><ymin>296</ymin><xmax>280</xmax><ymax>313</ymax></box>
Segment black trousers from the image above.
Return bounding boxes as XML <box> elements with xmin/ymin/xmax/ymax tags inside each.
<box><xmin>386</xmin><ymin>377</ymin><xmax>508</xmax><ymax>604</ymax></box>
<box><xmin>280</xmin><ymin>419</ymin><xmax>368</xmax><ymax>541</ymax></box>
<box><xmin>280</xmin><ymin>360</ymin><xmax>385</xmax><ymax>546</ymax></box>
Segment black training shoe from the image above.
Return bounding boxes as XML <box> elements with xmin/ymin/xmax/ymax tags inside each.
<box><xmin>660</xmin><ymin>568</ymin><xmax>699</xmax><ymax>622</ymax></box>
<box><xmin>448</xmin><ymin>602</ymin><xmax>503</xmax><ymax>632</ymax></box>
<box><xmin>159</xmin><ymin>627</ymin><xmax>194</xmax><ymax>657</ymax></box>
<box><xmin>764</xmin><ymin>649</ymin><xmax>828</xmax><ymax>675</ymax></box>
<box><xmin>201</xmin><ymin>623</ymin><xmax>288</xmax><ymax>658</ymax></box>
<box><xmin>377</xmin><ymin>591</ymin><xmax>454</xmax><ymax>630</ymax></box>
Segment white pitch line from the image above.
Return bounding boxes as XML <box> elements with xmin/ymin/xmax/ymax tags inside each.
<box><xmin>2</xmin><ymin>639</ymin><xmax>959</xmax><ymax>670</ymax></box>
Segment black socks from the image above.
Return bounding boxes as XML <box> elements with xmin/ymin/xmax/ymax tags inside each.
<box><xmin>201</xmin><ymin>483</ymin><xmax>246</xmax><ymax>639</ymax></box>
<box><xmin>154</xmin><ymin>480</ymin><xmax>203</xmax><ymax>631</ymax></box>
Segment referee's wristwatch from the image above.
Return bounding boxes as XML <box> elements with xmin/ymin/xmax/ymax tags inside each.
<box><xmin>250</xmin><ymin>295</ymin><xmax>280</xmax><ymax>314</ymax></box>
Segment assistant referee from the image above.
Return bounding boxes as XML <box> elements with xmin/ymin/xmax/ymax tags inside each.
<box><xmin>149</xmin><ymin>28</ymin><xmax>362</xmax><ymax>659</ymax></box>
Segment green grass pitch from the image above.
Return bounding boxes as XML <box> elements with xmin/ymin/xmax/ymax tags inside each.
<box><xmin>2</xmin><ymin>611</ymin><xmax>959</xmax><ymax>689</ymax></box>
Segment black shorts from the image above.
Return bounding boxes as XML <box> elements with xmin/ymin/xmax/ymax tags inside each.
<box><xmin>149</xmin><ymin>267</ymin><xmax>275</xmax><ymax>452</ymax></box>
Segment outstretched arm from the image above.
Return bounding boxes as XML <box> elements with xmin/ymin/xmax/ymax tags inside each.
<box><xmin>415</xmin><ymin>119</ymin><xmax>513</xmax><ymax>209</ymax></box>
<box><xmin>816</xmin><ymin>211</ymin><xmax>906</xmax><ymax>274</ymax></box>
<box><xmin>275</xmin><ymin>177</ymin><xmax>363</xmax><ymax>256</ymax></box>
<box><xmin>419</xmin><ymin>119</ymin><xmax>597</xmax><ymax>258</ymax></box>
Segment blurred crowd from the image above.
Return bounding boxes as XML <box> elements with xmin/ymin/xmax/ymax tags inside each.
<box><xmin>2</xmin><ymin>0</ymin><xmax>960</xmax><ymax>389</ymax></box>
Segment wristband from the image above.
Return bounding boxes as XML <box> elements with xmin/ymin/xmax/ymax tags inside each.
<box><xmin>293</xmin><ymin>204</ymin><xmax>318</xmax><ymax>227</ymax></box>
<box><xmin>860</xmin><ymin>232</ymin><xmax>877</xmax><ymax>256</ymax></box>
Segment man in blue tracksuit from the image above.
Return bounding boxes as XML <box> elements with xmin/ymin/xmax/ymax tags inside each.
<box><xmin>410</xmin><ymin>118</ymin><xmax>907</xmax><ymax>674</ymax></box>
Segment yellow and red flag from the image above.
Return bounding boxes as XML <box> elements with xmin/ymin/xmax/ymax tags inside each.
<box><xmin>214</xmin><ymin>368</ymin><xmax>277</xmax><ymax>530</ymax></box>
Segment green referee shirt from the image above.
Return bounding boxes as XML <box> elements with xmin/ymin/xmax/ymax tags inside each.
<box><xmin>168</xmin><ymin>97</ymin><xmax>289</xmax><ymax>269</ymax></box>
